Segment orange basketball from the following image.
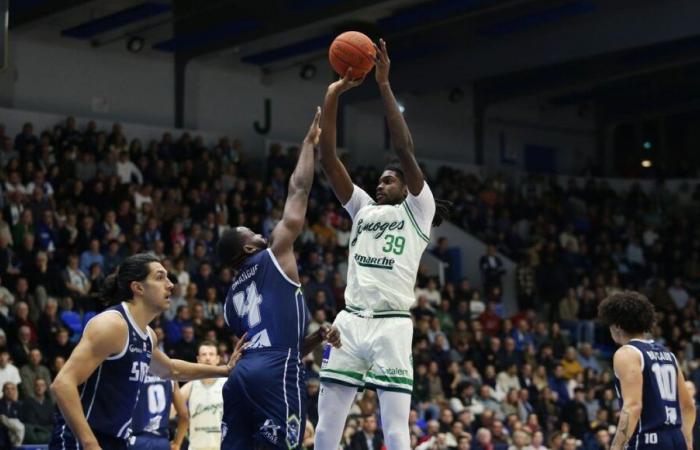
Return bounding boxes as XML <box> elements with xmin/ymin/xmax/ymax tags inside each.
<box><xmin>328</xmin><ymin>31</ymin><xmax>376</xmax><ymax>79</ymax></box>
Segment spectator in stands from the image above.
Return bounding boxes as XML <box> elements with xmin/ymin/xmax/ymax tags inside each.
<box><xmin>0</xmin><ymin>381</ymin><xmax>23</xmax><ymax>448</ymax></box>
<box><xmin>577</xmin><ymin>343</ymin><xmax>600</xmax><ymax>373</ymax></box>
<box><xmin>349</xmin><ymin>415</ymin><xmax>383</xmax><ymax>450</ymax></box>
<box><xmin>79</xmin><ymin>239</ymin><xmax>104</xmax><ymax>275</ymax></box>
<box><xmin>668</xmin><ymin>276</ymin><xmax>690</xmax><ymax>309</ymax></box>
<box><xmin>585</xmin><ymin>427</ymin><xmax>610</xmax><ymax>450</ymax></box>
<box><xmin>472</xmin><ymin>427</ymin><xmax>507</xmax><ymax>450</ymax></box>
<box><xmin>561</xmin><ymin>387</ymin><xmax>589</xmax><ymax>440</ymax></box>
<box><xmin>3</xmin><ymin>113</ymin><xmax>700</xmax><ymax>448</ymax></box>
<box><xmin>170</xmin><ymin>324</ymin><xmax>197</xmax><ymax>362</ymax></box>
<box><xmin>28</xmin><ymin>252</ymin><xmax>61</xmax><ymax>300</ymax></box>
<box><xmin>480</xmin><ymin>245</ymin><xmax>506</xmax><ymax>293</ymax></box>
<box><xmin>0</xmin><ymin>277</ymin><xmax>13</xmax><ymax>323</ymax></box>
<box><xmin>20</xmin><ymin>378</ymin><xmax>53</xmax><ymax>444</ymax></box>
<box><xmin>560</xmin><ymin>347</ymin><xmax>583</xmax><ymax>380</ymax></box>
<box><xmin>0</xmin><ymin>136</ymin><xmax>19</xmax><ymax>168</ymax></box>
<box><xmin>62</xmin><ymin>253</ymin><xmax>90</xmax><ymax>305</ymax></box>
<box><xmin>116</xmin><ymin>150</ymin><xmax>143</xmax><ymax>184</ymax></box>
<box><xmin>0</xmin><ymin>349</ymin><xmax>20</xmax><ymax>399</ymax></box>
<box><xmin>47</xmin><ymin>328</ymin><xmax>74</xmax><ymax>362</ymax></box>
<box><xmin>19</xmin><ymin>347</ymin><xmax>51</xmax><ymax>400</ymax></box>
<box><xmin>15</xmin><ymin>122</ymin><xmax>38</xmax><ymax>151</ymax></box>
<box><xmin>10</xmin><ymin>325</ymin><xmax>32</xmax><ymax>368</ymax></box>
<box><xmin>548</xmin><ymin>365</ymin><xmax>570</xmax><ymax>404</ymax></box>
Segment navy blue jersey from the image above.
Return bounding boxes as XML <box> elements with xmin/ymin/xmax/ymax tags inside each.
<box><xmin>614</xmin><ymin>339</ymin><xmax>682</xmax><ymax>441</ymax></box>
<box><xmin>52</xmin><ymin>303</ymin><xmax>154</xmax><ymax>447</ymax></box>
<box><xmin>131</xmin><ymin>375</ymin><xmax>172</xmax><ymax>437</ymax></box>
<box><xmin>224</xmin><ymin>248</ymin><xmax>310</xmax><ymax>353</ymax></box>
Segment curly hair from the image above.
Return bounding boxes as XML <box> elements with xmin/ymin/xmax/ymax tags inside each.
<box><xmin>597</xmin><ymin>290</ymin><xmax>655</xmax><ymax>334</ymax></box>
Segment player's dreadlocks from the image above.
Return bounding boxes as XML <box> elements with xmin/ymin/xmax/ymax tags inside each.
<box><xmin>384</xmin><ymin>163</ymin><xmax>452</xmax><ymax>227</ymax></box>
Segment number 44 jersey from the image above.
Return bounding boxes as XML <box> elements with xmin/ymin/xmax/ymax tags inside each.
<box><xmin>224</xmin><ymin>248</ymin><xmax>310</xmax><ymax>352</ymax></box>
<box><xmin>614</xmin><ymin>339</ymin><xmax>683</xmax><ymax>441</ymax></box>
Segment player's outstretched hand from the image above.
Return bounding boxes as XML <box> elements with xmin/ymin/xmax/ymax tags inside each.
<box><xmin>321</xmin><ymin>325</ymin><xmax>342</xmax><ymax>348</ymax></box>
<box><xmin>374</xmin><ymin>38</ymin><xmax>390</xmax><ymax>85</ymax></box>
<box><xmin>228</xmin><ymin>332</ymin><xmax>248</xmax><ymax>371</ymax></box>
<box><xmin>328</xmin><ymin>68</ymin><xmax>366</xmax><ymax>95</ymax></box>
<box><xmin>304</xmin><ymin>107</ymin><xmax>322</xmax><ymax>146</ymax></box>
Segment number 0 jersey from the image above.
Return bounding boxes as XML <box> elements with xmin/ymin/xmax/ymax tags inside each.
<box><xmin>343</xmin><ymin>182</ymin><xmax>435</xmax><ymax>313</ymax></box>
<box><xmin>224</xmin><ymin>248</ymin><xmax>309</xmax><ymax>353</ymax></box>
<box><xmin>614</xmin><ymin>339</ymin><xmax>683</xmax><ymax>440</ymax></box>
<box><xmin>131</xmin><ymin>375</ymin><xmax>172</xmax><ymax>437</ymax></box>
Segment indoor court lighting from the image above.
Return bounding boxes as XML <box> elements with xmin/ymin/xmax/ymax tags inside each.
<box><xmin>300</xmin><ymin>63</ymin><xmax>317</xmax><ymax>80</ymax></box>
<box><xmin>641</xmin><ymin>159</ymin><xmax>653</xmax><ymax>168</ymax></box>
<box><xmin>449</xmin><ymin>88</ymin><xmax>464</xmax><ymax>103</ymax></box>
<box><xmin>127</xmin><ymin>36</ymin><xmax>145</xmax><ymax>53</ymax></box>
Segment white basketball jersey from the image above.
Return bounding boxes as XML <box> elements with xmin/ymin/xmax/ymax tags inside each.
<box><xmin>188</xmin><ymin>378</ymin><xmax>225</xmax><ymax>450</ymax></box>
<box><xmin>343</xmin><ymin>182</ymin><xmax>435</xmax><ymax>312</ymax></box>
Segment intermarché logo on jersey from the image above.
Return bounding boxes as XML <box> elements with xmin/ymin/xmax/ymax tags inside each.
<box><xmin>354</xmin><ymin>253</ymin><xmax>395</xmax><ymax>270</ymax></box>
<box><xmin>351</xmin><ymin>218</ymin><xmax>405</xmax><ymax>246</ymax></box>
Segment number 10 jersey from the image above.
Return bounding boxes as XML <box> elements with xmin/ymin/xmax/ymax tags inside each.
<box><xmin>614</xmin><ymin>339</ymin><xmax>683</xmax><ymax>441</ymax></box>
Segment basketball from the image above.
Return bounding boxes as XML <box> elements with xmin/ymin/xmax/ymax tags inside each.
<box><xmin>328</xmin><ymin>31</ymin><xmax>376</xmax><ymax>79</ymax></box>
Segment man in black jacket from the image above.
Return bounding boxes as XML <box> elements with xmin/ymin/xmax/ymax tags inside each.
<box><xmin>349</xmin><ymin>415</ymin><xmax>384</xmax><ymax>450</ymax></box>
<box><xmin>479</xmin><ymin>245</ymin><xmax>505</xmax><ymax>292</ymax></box>
<box><xmin>21</xmin><ymin>378</ymin><xmax>54</xmax><ymax>444</ymax></box>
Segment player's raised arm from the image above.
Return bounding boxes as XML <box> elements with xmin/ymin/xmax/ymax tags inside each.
<box><xmin>611</xmin><ymin>346</ymin><xmax>644</xmax><ymax>450</ymax></box>
<box><xmin>375</xmin><ymin>39</ymin><xmax>424</xmax><ymax>196</ymax></box>
<box><xmin>678</xmin><ymin>368</ymin><xmax>696</xmax><ymax>449</ymax></box>
<box><xmin>270</xmin><ymin>107</ymin><xmax>321</xmax><ymax>281</ymax></box>
<box><xmin>50</xmin><ymin>313</ymin><xmax>128</xmax><ymax>450</ymax></box>
<box><xmin>320</xmin><ymin>71</ymin><xmax>364</xmax><ymax>204</ymax></box>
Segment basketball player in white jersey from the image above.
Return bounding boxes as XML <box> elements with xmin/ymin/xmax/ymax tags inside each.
<box><xmin>180</xmin><ymin>341</ymin><xmax>225</xmax><ymax>450</ymax></box>
<box><xmin>314</xmin><ymin>39</ymin><xmax>448</xmax><ymax>450</ymax></box>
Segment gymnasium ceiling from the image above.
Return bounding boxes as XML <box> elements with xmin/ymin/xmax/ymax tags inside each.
<box><xmin>10</xmin><ymin>0</ymin><xmax>700</xmax><ymax>113</ymax></box>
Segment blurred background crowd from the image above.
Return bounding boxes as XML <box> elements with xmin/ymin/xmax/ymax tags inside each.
<box><xmin>0</xmin><ymin>117</ymin><xmax>698</xmax><ymax>450</ymax></box>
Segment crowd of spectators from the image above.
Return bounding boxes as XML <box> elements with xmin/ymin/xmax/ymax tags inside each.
<box><xmin>0</xmin><ymin>117</ymin><xmax>697</xmax><ymax>450</ymax></box>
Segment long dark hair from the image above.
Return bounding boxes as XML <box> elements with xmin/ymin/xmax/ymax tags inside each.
<box><xmin>102</xmin><ymin>253</ymin><xmax>161</xmax><ymax>305</ymax></box>
<box><xmin>383</xmin><ymin>163</ymin><xmax>452</xmax><ymax>227</ymax></box>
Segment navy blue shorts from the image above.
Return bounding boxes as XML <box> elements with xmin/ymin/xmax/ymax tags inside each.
<box><xmin>633</xmin><ymin>429</ymin><xmax>686</xmax><ymax>450</ymax></box>
<box><xmin>221</xmin><ymin>351</ymin><xmax>307</xmax><ymax>450</ymax></box>
<box><xmin>49</xmin><ymin>428</ymin><xmax>127</xmax><ymax>450</ymax></box>
<box><xmin>127</xmin><ymin>433</ymin><xmax>170</xmax><ymax>450</ymax></box>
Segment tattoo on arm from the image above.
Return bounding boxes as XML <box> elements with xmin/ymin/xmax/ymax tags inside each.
<box><xmin>611</xmin><ymin>408</ymin><xmax>632</xmax><ymax>450</ymax></box>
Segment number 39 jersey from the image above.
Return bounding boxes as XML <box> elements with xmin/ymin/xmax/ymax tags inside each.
<box><xmin>224</xmin><ymin>248</ymin><xmax>309</xmax><ymax>353</ymax></box>
<box><xmin>614</xmin><ymin>339</ymin><xmax>682</xmax><ymax>438</ymax></box>
<box><xmin>343</xmin><ymin>182</ymin><xmax>436</xmax><ymax>312</ymax></box>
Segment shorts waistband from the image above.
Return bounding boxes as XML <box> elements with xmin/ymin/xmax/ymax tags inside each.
<box><xmin>344</xmin><ymin>306</ymin><xmax>411</xmax><ymax>319</ymax></box>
